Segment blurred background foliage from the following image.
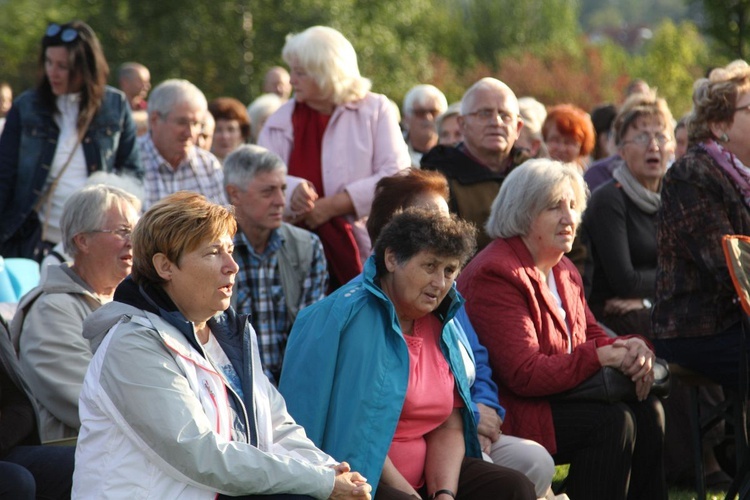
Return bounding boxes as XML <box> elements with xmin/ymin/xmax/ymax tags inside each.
<box><xmin>0</xmin><ymin>0</ymin><xmax>737</xmax><ymax>117</ymax></box>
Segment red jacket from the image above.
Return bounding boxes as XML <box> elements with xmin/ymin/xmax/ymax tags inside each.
<box><xmin>457</xmin><ymin>236</ymin><xmax>619</xmax><ymax>454</ymax></box>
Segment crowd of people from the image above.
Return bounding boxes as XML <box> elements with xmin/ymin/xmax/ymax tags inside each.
<box><xmin>1</xmin><ymin>17</ymin><xmax>750</xmax><ymax>500</ymax></box>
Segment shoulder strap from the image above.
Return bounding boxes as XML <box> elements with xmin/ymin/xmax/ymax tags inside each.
<box><xmin>36</xmin><ymin>113</ymin><xmax>94</xmax><ymax>241</ymax></box>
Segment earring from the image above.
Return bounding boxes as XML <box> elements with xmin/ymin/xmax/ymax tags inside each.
<box><xmin>720</xmin><ymin>132</ymin><xmax>730</xmax><ymax>142</ymax></box>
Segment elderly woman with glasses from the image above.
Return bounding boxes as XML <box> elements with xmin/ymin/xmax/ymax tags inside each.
<box><xmin>0</xmin><ymin>20</ymin><xmax>142</xmax><ymax>261</ymax></box>
<box><xmin>654</xmin><ymin>60</ymin><xmax>750</xmax><ymax>388</ymax></box>
<box><xmin>259</xmin><ymin>25</ymin><xmax>409</xmax><ymax>288</ymax></box>
<box><xmin>582</xmin><ymin>92</ymin><xmax>674</xmax><ymax>337</ymax></box>
<box><xmin>11</xmin><ymin>185</ymin><xmax>140</xmax><ymax>442</ymax></box>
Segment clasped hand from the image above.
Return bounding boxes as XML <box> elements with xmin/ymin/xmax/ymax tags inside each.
<box><xmin>612</xmin><ymin>337</ymin><xmax>655</xmax><ymax>401</ymax></box>
<box><xmin>288</xmin><ymin>182</ymin><xmax>334</xmax><ymax>229</ymax></box>
<box><xmin>598</xmin><ymin>338</ymin><xmax>655</xmax><ymax>401</ymax></box>
<box><xmin>330</xmin><ymin>462</ymin><xmax>372</xmax><ymax>500</ymax></box>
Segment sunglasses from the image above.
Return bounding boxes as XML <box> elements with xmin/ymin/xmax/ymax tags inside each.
<box><xmin>45</xmin><ymin>23</ymin><xmax>79</xmax><ymax>43</ymax></box>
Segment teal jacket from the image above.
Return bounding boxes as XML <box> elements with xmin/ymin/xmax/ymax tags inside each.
<box><xmin>279</xmin><ymin>256</ymin><xmax>481</xmax><ymax>493</ymax></box>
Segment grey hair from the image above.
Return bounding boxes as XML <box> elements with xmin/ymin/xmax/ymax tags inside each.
<box><xmin>147</xmin><ymin>79</ymin><xmax>207</xmax><ymax>118</ymax></box>
<box><xmin>486</xmin><ymin>159</ymin><xmax>587</xmax><ymax>239</ymax></box>
<box><xmin>518</xmin><ymin>97</ymin><xmax>547</xmax><ymax>137</ymax></box>
<box><xmin>61</xmin><ymin>184</ymin><xmax>141</xmax><ymax>257</ymax></box>
<box><xmin>436</xmin><ymin>102</ymin><xmax>461</xmax><ymax>134</ymax></box>
<box><xmin>402</xmin><ymin>84</ymin><xmax>448</xmax><ymax>117</ymax></box>
<box><xmin>223</xmin><ymin>144</ymin><xmax>287</xmax><ymax>190</ymax></box>
<box><xmin>247</xmin><ymin>93</ymin><xmax>283</xmax><ymax>142</ymax></box>
<box><xmin>460</xmin><ymin>78</ymin><xmax>519</xmax><ymax>116</ymax></box>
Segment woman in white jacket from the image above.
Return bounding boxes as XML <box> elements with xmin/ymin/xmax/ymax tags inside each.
<box><xmin>73</xmin><ymin>191</ymin><xmax>371</xmax><ymax>500</ymax></box>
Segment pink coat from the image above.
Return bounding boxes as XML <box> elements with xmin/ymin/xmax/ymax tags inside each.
<box><xmin>258</xmin><ymin>92</ymin><xmax>410</xmax><ymax>258</ymax></box>
<box><xmin>457</xmin><ymin>236</ymin><xmax>621</xmax><ymax>454</ymax></box>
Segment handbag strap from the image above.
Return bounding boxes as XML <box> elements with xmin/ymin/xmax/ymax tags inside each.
<box><xmin>35</xmin><ymin>113</ymin><xmax>93</xmax><ymax>241</ymax></box>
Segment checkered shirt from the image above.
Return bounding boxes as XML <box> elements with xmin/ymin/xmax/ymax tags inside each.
<box><xmin>138</xmin><ymin>134</ymin><xmax>227</xmax><ymax>210</ymax></box>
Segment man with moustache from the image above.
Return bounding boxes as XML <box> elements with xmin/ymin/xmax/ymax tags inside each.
<box><xmin>224</xmin><ymin>145</ymin><xmax>327</xmax><ymax>385</ymax></box>
<box><xmin>138</xmin><ymin>79</ymin><xmax>226</xmax><ymax>209</ymax></box>
<box><xmin>422</xmin><ymin>78</ymin><xmax>529</xmax><ymax>250</ymax></box>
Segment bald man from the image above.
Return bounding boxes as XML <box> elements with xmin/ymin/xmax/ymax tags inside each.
<box><xmin>118</xmin><ymin>62</ymin><xmax>151</xmax><ymax>111</ymax></box>
<box><xmin>421</xmin><ymin>78</ymin><xmax>529</xmax><ymax>249</ymax></box>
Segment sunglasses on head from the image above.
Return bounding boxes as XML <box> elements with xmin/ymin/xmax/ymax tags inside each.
<box><xmin>45</xmin><ymin>23</ymin><xmax>79</xmax><ymax>43</ymax></box>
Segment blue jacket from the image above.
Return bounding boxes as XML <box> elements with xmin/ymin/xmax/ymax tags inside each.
<box><xmin>279</xmin><ymin>256</ymin><xmax>481</xmax><ymax>493</ymax></box>
<box><xmin>453</xmin><ymin>306</ymin><xmax>506</xmax><ymax>422</ymax></box>
<box><xmin>349</xmin><ymin>273</ymin><xmax>506</xmax><ymax>423</ymax></box>
<box><xmin>0</xmin><ymin>86</ymin><xmax>142</xmax><ymax>243</ymax></box>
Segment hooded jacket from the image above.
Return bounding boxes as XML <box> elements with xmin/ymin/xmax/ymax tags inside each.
<box><xmin>11</xmin><ymin>264</ymin><xmax>102</xmax><ymax>441</ymax></box>
<box><xmin>73</xmin><ymin>278</ymin><xmax>337</xmax><ymax>499</ymax></box>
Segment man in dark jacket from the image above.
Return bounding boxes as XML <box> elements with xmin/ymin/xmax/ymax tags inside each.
<box><xmin>421</xmin><ymin>78</ymin><xmax>529</xmax><ymax>250</ymax></box>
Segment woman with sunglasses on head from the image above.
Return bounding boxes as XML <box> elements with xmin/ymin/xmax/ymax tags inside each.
<box><xmin>0</xmin><ymin>20</ymin><xmax>142</xmax><ymax>261</ymax></box>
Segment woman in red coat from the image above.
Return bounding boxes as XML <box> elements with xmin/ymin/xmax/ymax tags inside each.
<box><xmin>457</xmin><ymin>159</ymin><xmax>666</xmax><ymax>500</ymax></box>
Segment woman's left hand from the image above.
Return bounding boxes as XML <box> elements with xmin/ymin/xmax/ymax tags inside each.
<box><xmin>329</xmin><ymin>462</ymin><xmax>372</xmax><ymax>499</ymax></box>
<box><xmin>612</xmin><ymin>337</ymin><xmax>655</xmax><ymax>382</ymax></box>
<box><xmin>301</xmin><ymin>197</ymin><xmax>336</xmax><ymax>229</ymax></box>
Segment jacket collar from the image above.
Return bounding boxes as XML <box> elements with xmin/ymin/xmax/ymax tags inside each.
<box><xmin>505</xmin><ymin>236</ymin><xmax>578</xmax><ymax>335</ymax></box>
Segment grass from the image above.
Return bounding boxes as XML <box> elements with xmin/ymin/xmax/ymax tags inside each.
<box><xmin>552</xmin><ymin>465</ymin><xmax>732</xmax><ymax>499</ymax></box>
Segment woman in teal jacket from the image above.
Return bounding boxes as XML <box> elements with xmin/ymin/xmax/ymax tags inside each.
<box><xmin>279</xmin><ymin>209</ymin><xmax>535</xmax><ymax>500</ymax></box>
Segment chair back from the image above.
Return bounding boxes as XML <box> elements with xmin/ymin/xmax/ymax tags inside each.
<box><xmin>0</xmin><ymin>257</ymin><xmax>41</xmax><ymax>302</ymax></box>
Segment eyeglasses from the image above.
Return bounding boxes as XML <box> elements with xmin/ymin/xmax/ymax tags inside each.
<box><xmin>622</xmin><ymin>132</ymin><xmax>671</xmax><ymax>147</ymax></box>
<box><xmin>45</xmin><ymin>23</ymin><xmax>80</xmax><ymax>43</ymax></box>
<box><xmin>411</xmin><ymin>108</ymin><xmax>440</xmax><ymax>119</ymax></box>
<box><xmin>735</xmin><ymin>103</ymin><xmax>750</xmax><ymax>114</ymax></box>
<box><xmin>89</xmin><ymin>228</ymin><xmax>133</xmax><ymax>240</ymax></box>
<box><xmin>160</xmin><ymin>113</ymin><xmax>201</xmax><ymax>129</ymax></box>
<box><xmin>464</xmin><ymin>108</ymin><xmax>516</xmax><ymax>125</ymax></box>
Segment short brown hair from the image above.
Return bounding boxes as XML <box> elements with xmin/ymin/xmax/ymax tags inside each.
<box><xmin>542</xmin><ymin>104</ymin><xmax>596</xmax><ymax>158</ymax></box>
<box><xmin>366</xmin><ymin>168</ymin><xmax>449</xmax><ymax>242</ymax></box>
<box><xmin>373</xmin><ymin>207</ymin><xmax>476</xmax><ymax>278</ymax></box>
<box><xmin>687</xmin><ymin>60</ymin><xmax>750</xmax><ymax>143</ymax></box>
<box><xmin>208</xmin><ymin>97</ymin><xmax>251</xmax><ymax>141</ymax></box>
<box><xmin>131</xmin><ymin>191</ymin><xmax>236</xmax><ymax>286</ymax></box>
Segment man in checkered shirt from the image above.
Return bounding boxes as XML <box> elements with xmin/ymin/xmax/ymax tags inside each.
<box><xmin>224</xmin><ymin>145</ymin><xmax>327</xmax><ymax>384</ymax></box>
<box><xmin>138</xmin><ymin>79</ymin><xmax>227</xmax><ymax>210</ymax></box>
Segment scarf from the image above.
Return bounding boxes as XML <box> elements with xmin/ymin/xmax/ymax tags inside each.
<box><xmin>612</xmin><ymin>162</ymin><xmax>661</xmax><ymax>214</ymax></box>
<box><xmin>701</xmin><ymin>139</ymin><xmax>750</xmax><ymax>210</ymax></box>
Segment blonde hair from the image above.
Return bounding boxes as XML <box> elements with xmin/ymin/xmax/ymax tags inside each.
<box><xmin>486</xmin><ymin>159</ymin><xmax>587</xmax><ymax>239</ymax></box>
<box><xmin>282</xmin><ymin>26</ymin><xmax>371</xmax><ymax>105</ymax></box>
<box><xmin>131</xmin><ymin>191</ymin><xmax>236</xmax><ymax>286</ymax></box>
<box><xmin>687</xmin><ymin>60</ymin><xmax>750</xmax><ymax>143</ymax></box>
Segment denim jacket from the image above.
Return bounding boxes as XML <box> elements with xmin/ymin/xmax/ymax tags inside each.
<box><xmin>0</xmin><ymin>86</ymin><xmax>143</xmax><ymax>243</ymax></box>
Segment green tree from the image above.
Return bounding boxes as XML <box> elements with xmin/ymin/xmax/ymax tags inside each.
<box><xmin>689</xmin><ymin>0</ymin><xmax>750</xmax><ymax>60</ymax></box>
<box><xmin>633</xmin><ymin>19</ymin><xmax>714</xmax><ymax>116</ymax></box>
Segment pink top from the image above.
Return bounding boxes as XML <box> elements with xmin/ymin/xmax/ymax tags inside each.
<box><xmin>388</xmin><ymin>314</ymin><xmax>462</xmax><ymax>488</ymax></box>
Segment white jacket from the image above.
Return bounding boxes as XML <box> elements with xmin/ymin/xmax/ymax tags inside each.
<box><xmin>73</xmin><ymin>300</ymin><xmax>336</xmax><ymax>499</ymax></box>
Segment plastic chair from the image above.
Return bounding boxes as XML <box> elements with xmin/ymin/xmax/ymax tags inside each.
<box><xmin>0</xmin><ymin>257</ymin><xmax>40</xmax><ymax>302</ymax></box>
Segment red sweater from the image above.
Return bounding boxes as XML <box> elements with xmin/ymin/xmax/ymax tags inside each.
<box><xmin>457</xmin><ymin>236</ymin><xmax>620</xmax><ymax>454</ymax></box>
